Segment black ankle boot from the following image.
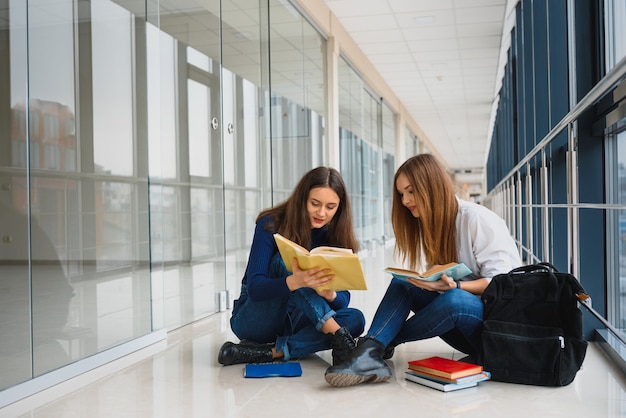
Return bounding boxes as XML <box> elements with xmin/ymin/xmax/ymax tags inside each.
<box><xmin>383</xmin><ymin>344</ymin><xmax>395</xmax><ymax>360</ymax></box>
<box><xmin>324</xmin><ymin>337</ymin><xmax>392</xmax><ymax>387</ymax></box>
<box><xmin>329</xmin><ymin>327</ymin><xmax>356</xmax><ymax>366</ymax></box>
<box><xmin>218</xmin><ymin>341</ymin><xmax>274</xmax><ymax>366</ymax></box>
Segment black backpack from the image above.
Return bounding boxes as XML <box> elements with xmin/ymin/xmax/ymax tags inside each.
<box><xmin>478</xmin><ymin>262</ymin><xmax>588</xmax><ymax>386</ymax></box>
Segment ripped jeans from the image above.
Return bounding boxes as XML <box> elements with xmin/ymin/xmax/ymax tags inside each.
<box><xmin>230</xmin><ymin>253</ymin><xmax>365</xmax><ymax>360</ymax></box>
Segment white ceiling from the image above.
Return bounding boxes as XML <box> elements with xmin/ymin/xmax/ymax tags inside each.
<box><xmin>321</xmin><ymin>0</ymin><xmax>515</xmax><ymax>183</ymax></box>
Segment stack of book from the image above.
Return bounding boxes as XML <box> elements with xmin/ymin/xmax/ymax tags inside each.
<box><xmin>405</xmin><ymin>356</ymin><xmax>490</xmax><ymax>392</ymax></box>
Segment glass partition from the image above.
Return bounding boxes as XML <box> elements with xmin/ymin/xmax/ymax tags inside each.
<box><xmin>221</xmin><ymin>0</ymin><xmax>270</xmax><ymax>302</ymax></box>
<box><xmin>604</xmin><ymin>0</ymin><xmax>626</xmax><ymax>71</ymax></box>
<box><xmin>148</xmin><ymin>0</ymin><xmax>225</xmax><ymax>327</ymax></box>
<box><xmin>405</xmin><ymin>128</ymin><xmax>420</xmax><ymax>158</ymax></box>
<box><xmin>1</xmin><ymin>0</ymin><xmax>330</xmax><ymax>397</ymax></box>
<box><xmin>381</xmin><ymin>103</ymin><xmax>396</xmax><ymax>241</ymax></box>
<box><xmin>609</xmin><ymin>129</ymin><xmax>626</xmax><ymax>330</ymax></box>
<box><xmin>338</xmin><ymin>56</ymin><xmax>384</xmax><ymax>245</ymax></box>
<box><xmin>1</xmin><ymin>0</ymin><xmax>31</xmax><ymax>389</ymax></box>
<box><xmin>268</xmin><ymin>0</ymin><xmax>327</xmax><ymax>201</ymax></box>
<box><xmin>0</xmin><ymin>0</ymin><xmax>155</xmax><ymax>389</ymax></box>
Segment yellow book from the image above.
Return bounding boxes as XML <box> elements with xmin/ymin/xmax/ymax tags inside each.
<box><xmin>273</xmin><ymin>233</ymin><xmax>368</xmax><ymax>291</ymax></box>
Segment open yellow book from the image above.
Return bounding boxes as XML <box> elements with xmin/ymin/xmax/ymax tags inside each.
<box><xmin>384</xmin><ymin>263</ymin><xmax>472</xmax><ymax>282</ymax></box>
<box><xmin>273</xmin><ymin>233</ymin><xmax>367</xmax><ymax>291</ymax></box>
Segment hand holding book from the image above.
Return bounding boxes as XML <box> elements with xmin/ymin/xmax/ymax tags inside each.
<box><xmin>289</xmin><ymin>258</ymin><xmax>336</xmax><ymax>291</ymax></box>
<box><xmin>274</xmin><ymin>233</ymin><xmax>368</xmax><ymax>291</ymax></box>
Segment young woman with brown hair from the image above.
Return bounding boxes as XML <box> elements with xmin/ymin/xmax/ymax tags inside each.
<box><xmin>218</xmin><ymin>167</ymin><xmax>365</xmax><ymax>367</ymax></box>
<box><xmin>325</xmin><ymin>154</ymin><xmax>521</xmax><ymax>387</ymax></box>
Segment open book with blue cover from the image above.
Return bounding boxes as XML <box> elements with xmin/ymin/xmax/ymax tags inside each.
<box><xmin>384</xmin><ymin>262</ymin><xmax>472</xmax><ymax>282</ymax></box>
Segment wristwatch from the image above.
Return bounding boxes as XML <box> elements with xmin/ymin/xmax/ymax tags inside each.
<box><xmin>456</xmin><ymin>280</ymin><xmax>461</xmax><ymax>289</ymax></box>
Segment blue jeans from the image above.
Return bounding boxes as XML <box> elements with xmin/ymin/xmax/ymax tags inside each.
<box><xmin>230</xmin><ymin>253</ymin><xmax>365</xmax><ymax>360</ymax></box>
<box><xmin>366</xmin><ymin>278</ymin><xmax>483</xmax><ymax>356</ymax></box>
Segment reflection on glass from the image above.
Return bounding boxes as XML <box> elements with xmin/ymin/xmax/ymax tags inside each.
<box><xmin>27</xmin><ymin>0</ymin><xmax>77</xmax><ymax>378</ymax></box>
<box><xmin>269</xmin><ymin>0</ymin><xmax>325</xmax><ymax>194</ymax></box>
<box><xmin>191</xmin><ymin>188</ymin><xmax>221</xmax><ymax>259</ymax></box>
<box><xmin>148</xmin><ymin>29</ymin><xmax>177</xmax><ymax>180</ymax></box>
<box><xmin>338</xmin><ymin>57</ymin><xmax>384</xmax><ymax>244</ymax></box>
<box><xmin>302</xmin><ymin>23</ymin><xmax>326</xmax><ymax>117</ymax></box>
<box><xmin>604</xmin><ymin>0</ymin><xmax>626</xmax><ymax>71</ymax></box>
<box><xmin>188</xmin><ymin>79</ymin><xmax>212</xmax><ymax>178</ymax></box>
<box><xmin>242</xmin><ymin>78</ymin><xmax>262</xmax><ymax>187</ymax></box>
<box><xmin>1</xmin><ymin>0</ymin><xmax>30</xmax><ymax>390</ymax></box>
<box><xmin>92</xmin><ymin>0</ymin><xmax>133</xmax><ymax>176</ymax></box>
<box><xmin>96</xmin><ymin>181</ymin><xmax>133</xmax><ymax>270</ymax></box>
<box><xmin>150</xmin><ymin>0</ymin><xmax>226</xmax><ymax>326</ymax></box>
<box><xmin>188</xmin><ymin>46</ymin><xmax>212</xmax><ymax>73</ymax></box>
<box><xmin>10</xmin><ymin>0</ymin><xmax>155</xmax><ymax>380</ymax></box>
<box><xmin>617</xmin><ymin>131</ymin><xmax>626</xmax><ymax>331</ymax></box>
<box><xmin>0</xmin><ymin>200</ymin><xmax>34</xmax><ymax>388</ymax></box>
<box><xmin>407</xmin><ymin>129</ymin><xmax>421</xmax><ymax>157</ymax></box>
<box><xmin>220</xmin><ymin>0</ymin><xmax>270</xmax><ymax>303</ymax></box>
<box><xmin>382</xmin><ymin>104</ymin><xmax>395</xmax><ymax>240</ymax></box>
<box><xmin>222</xmin><ymin>69</ymin><xmax>235</xmax><ymax>184</ymax></box>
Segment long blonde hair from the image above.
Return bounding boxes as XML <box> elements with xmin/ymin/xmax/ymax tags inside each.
<box><xmin>392</xmin><ymin>154</ymin><xmax>458</xmax><ymax>270</ymax></box>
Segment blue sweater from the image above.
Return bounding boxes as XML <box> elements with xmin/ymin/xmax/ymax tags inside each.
<box><xmin>243</xmin><ymin>215</ymin><xmax>351</xmax><ymax>310</ymax></box>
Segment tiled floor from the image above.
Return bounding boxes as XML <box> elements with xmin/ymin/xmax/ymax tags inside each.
<box><xmin>3</xmin><ymin>245</ymin><xmax>626</xmax><ymax>417</ymax></box>
<box><xmin>4</xmin><ymin>315</ymin><xmax>625</xmax><ymax>418</ymax></box>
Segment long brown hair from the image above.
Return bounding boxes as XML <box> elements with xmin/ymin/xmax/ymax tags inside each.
<box><xmin>257</xmin><ymin>167</ymin><xmax>359</xmax><ymax>252</ymax></box>
<box><xmin>392</xmin><ymin>154</ymin><xmax>458</xmax><ymax>270</ymax></box>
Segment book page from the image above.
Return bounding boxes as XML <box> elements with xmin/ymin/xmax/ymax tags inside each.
<box><xmin>310</xmin><ymin>246</ymin><xmax>354</xmax><ymax>255</ymax></box>
<box><xmin>273</xmin><ymin>233</ymin><xmax>367</xmax><ymax>291</ymax></box>
<box><xmin>384</xmin><ymin>267</ymin><xmax>423</xmax><ymax>278</ymax></box>
<box><xmin>421</xmin><ymin>263</ymin><xmax>459</xmax><ymax>278</ymax></box>
<box><xmin>384</xmin><ymin>263</ymin><xmax>471</xmax><ymax>282</ymax></box>
<box><xmin>274</xmin><ymin>233</ymin><xmax>310</xmax><ymax>255</ymax></box>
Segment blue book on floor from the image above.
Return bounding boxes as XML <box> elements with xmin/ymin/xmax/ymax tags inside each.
<box><xmin>244</xmin><ymin>362</ymin><xmax>303</xmax><ymax>378</ymax></box>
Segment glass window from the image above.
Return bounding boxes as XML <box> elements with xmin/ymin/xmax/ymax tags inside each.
<box><xmin>405</xmin><ymin>128</ymin><xmax>419</xmax><ymax>157</ymax></box>
<box><xmin>610</xmin><ymin>129</ymin><xmax>626</xmax><ymax>333</ymax></box>
<box><xmin>382</xmin><ymin>103</ymin><xmax>396</xmax><ymax>240</ymax></box>
<box><xmin>16</xmin><ymin>0</ymin><xmax>155</xmax><ymax>380</ymax></box>
<box><xmin>338</xmin><ymin>56</ymin><xmax>384</xmax><ymax>244</ymax></box>
<box><xmin>221</xmin><ymin>0</ymin><xmax>270</xmax><ymax>302</ymax></box>
<box><xmin>188</xmin><ymin>78</ymin><xmax>212</xmax><ymax>178</ymax></box>
<box><xmin>269</xmin><ymin>0</ymin><xmax>326</xmax><ymax>199</ymax></box>
<box><xmin>149</xmin><ymin>0</ymin><xmax>226</xmax><ymax>327</ymax></box>
<box><xmin>1</xmin><ymin>0</ymin><xmax>31</xmax><ymax>390</ymax></box>
<box><xmin>604</xmin><ymin>0</ymin><xmax>626</xmax><ymax>71</ymax></box>
<box><xmin>92</xmin><ymin>0</ymin><xmax>134</xmax><ymax>176</ymax></box>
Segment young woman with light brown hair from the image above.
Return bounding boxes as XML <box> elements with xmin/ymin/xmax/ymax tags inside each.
<box><xmin>325</xmin><ymin>154</ymin><xmax>522</xmax><ymax>387</ymax></box>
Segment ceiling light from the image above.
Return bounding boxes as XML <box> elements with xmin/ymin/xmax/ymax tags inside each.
<box><xmin>414</xmin><ymin>16</ymin><xmax>435</xmax><ymax>25</ymax></box>
<box><xmin>233</xmin><ymin>31</ymin><xmax>252</xmax><ymax>40</ymax></box>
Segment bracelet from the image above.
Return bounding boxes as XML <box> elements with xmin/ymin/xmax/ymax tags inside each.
<box><xmin>456</xmin><ymin>280</ymin><xmax>461</xmax><ymax>289</ymax></box>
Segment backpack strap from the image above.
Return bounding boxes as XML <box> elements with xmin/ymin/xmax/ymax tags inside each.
<box><xmin>501</xmin><ymin>263</ymin><xmax>559</xmax><ymax>302</ymax></box>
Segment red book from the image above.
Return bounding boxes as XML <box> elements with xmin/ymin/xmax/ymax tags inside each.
<box><xmin>407</xmin><ymin>356</ymin><xmax>483</xmax><ymax>380</ymax></box>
